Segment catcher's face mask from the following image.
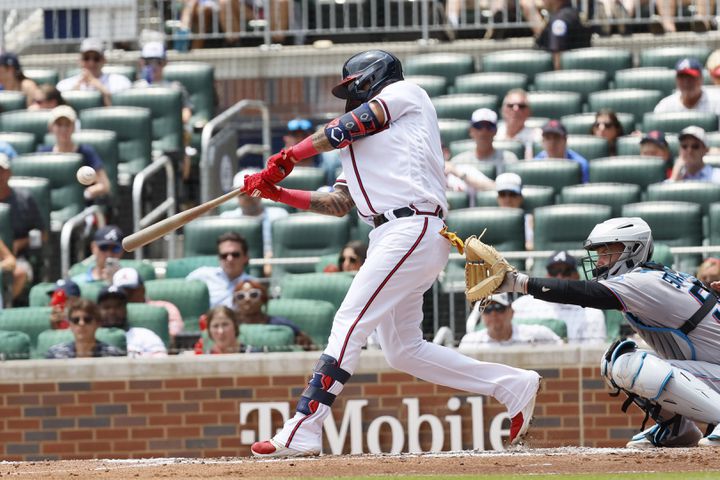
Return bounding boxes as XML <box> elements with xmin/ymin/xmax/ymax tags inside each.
<box><xmin>582</xmin><ymin>242</ymin><xmax>630</xmax><ymax>281</ymax></box>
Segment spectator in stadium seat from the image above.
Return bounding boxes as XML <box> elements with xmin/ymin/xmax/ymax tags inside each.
<box><xmin>46</xmin><ymin>298</ymin><xmax>125</xmax><ymax>359</ymax></box>
<box><xmin>56</xmin><ymin>38</ymin><xmax>131</xmax><ymax>106</ymax></box>
<box><xmin>39</xmin><ymin>106</ymin><xmax>111</xmax><ymax>204</ymax></box>
<box><xmin>459</xmin><ymin>293</ymin><xmax>562</xmax><ymax>349</ymax></box>
<box><xmin>697</xmin><ymin>257</ymin><xmax>720</xmax><ymax>285</ymax></box>
<box><xmin>496</xmin><ymin>89</ymin><xmax>537</xmax><ymax>159</ymax></box>
<box><xmin>523</xmin><ymin>0</ymin><xmax>591</xmax><ymax>70</ymax></box>
<box><xmin>283</xmin><ymin>118</ymin><xmax>321</xmax><ymax>168</ymax></box>
<box><xmin>654</xmin><ymin>58</ymin><xmax>720</xmax><ymax>116</ymax></box>
<box><xmin>28</xmin><ymin>84</ymin><xmax>66</xmax><ymax>111</ymax></box>
<box><xmin>324</xmin><ymin>240</ymin><xmax>368</xmax><ymax>273</ymax></box>
<box><xmin>0</xmin><ymin>52</ymin><xmax>41</xmax><ymax>107</ymax></box>
<box><xmin>71</xmin><ymin>225</ymin><xmax>124</xmax><ymax>284</ymax></box>
<box><xmin>535</xmin><ymin>119</ymin><xmax>589</xmax><ymax>183</ymax></box>
<box><xmin>495</xmin><ymin>172</ymin><xmax>533</xmax><ymax>251</ymax></box>
<box><xmin>46</xmin><ymin>279</ymin><xmax>81</xmax><ymax>329</ymax></box>
<box><xmin>510</xmin><ymin>251</ymin><xmax>607</xmax><ymax>344</ymax></box>
<box><xmin>640</xmin><ymin>130</ymin><xmax>674</xmax><ymax>178</ymax></box>
<box><xmin>450</xmin><ymin>108</ymin><xmax>518</xmax><ymax>173</ymax></box>
<box><xmin>196</xmin><ymin>305</ymin><xmax>245</xmax><ymax>354</ymax></box>
<box><xmin>669</xmin><ymin>126</ymin><xmax>720</xmax><ymax>183</ymax></box>
<box><xmin>590</xmin><ymin>109</ymin><xmax>623</xmax><ymax>157</ymax></box>
<box><xmin>97</xmin><ymin>285</ymin><xmax>167</xmax><ymax>357</ymax></box>
<box><xmin>186</xmin><ymin>231</ymin><xmax>254</xmax><ymax>308</ymax></box>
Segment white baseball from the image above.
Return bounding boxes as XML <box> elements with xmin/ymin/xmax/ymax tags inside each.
<box><xmin>76</xmin><ymin>166</ymin><xmax>97</xmax><ymax>186</ymax></box>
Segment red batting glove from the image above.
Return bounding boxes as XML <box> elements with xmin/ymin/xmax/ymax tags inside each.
<box><xmin>242</xmin><ymin>174</ymin><xmax>280</xmax><ymax>201</ymax></box>
<box><xmin>261</xmin><ymin>149</ymin><xmax>296</xmax><ymax>183</ymax></box>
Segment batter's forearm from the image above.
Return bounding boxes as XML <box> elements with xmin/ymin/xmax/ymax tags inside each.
<box><xmin>309</xmin><ymin>190</ymin><xmax>355</xmax><ymax>217</ymax></box>
<box><xmin>310</xmin><ymin>130</ymin><xmax>334</xmax><ymax>153</ymax></box>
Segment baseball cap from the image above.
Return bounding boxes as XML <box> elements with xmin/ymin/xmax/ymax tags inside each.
<box><xmin>112</xmin><ymin>267</ymin><xmax>144</xmax><ymax>290</ymax></box>
<box><xmin>97</xmin><ymin>285</ymin><xmax>127</xmax><ymax>303</ymax></box>
<box><xmin>0</xmin><ymin>153</ymin><xmax>10</xmax><ymax>170</ymax></box>
<box><xmin>232</xmin><ymin>168</ymin><xmax>261</xmax><ymax>189</ymax></box>
<box><xmin>48</xmin><ymin>105</ymin><xmax>77</xmax><ymax>126</ymax></box>
<box><xmin>0</xmin><ymin>52</ymin><xmax>21</xmax><ymax>70</ymax></box>
<box><xmin>546</xmin><ymin>250</ymin><xmax>577</xmax><ymax>269</ymax></box>
<box><xmin>141</xmin><ymin>41</ymin><xmax>166</xmax><ymax>60</ymax></box>
<box><xmin>495</xmin><ymin>172</ymin><xmax>523</xmax><ymax>195</ymax></box>
<box><xmin>287</xmin><ymin>118</ymin><xmax>313</xmax><ymax>133</ymax></box>
<box><xmin>640</xmin><ymin>130</ymin><xmax>669</xmax><ymax>149</ymax></box>
<box><xmin>94</xmin><ymin>225</ymin><xmax>124</xmax><ymax>246</ymax></box>
<box><xmin>46</xmin><ymin>278</ymin><xmax>81</xmax><ymax>298</ymax></box>
<box><xmin>679</xmin><ymin>125</ymin><xmax>708</xmax><ymax>147</ymax></box>
<box><xmin>80</xmin><ymin>38</ymin><xmax>105</xmax><ymax>54</ymax></box>
<box><xmin>542</xmin><ymin>119</ymin><xmax>567</xmax><ymax>137</ymax></box>
<box><xmin>470</xmin><ymin>108</ymin><xmax>498</xmax><ymax>128</ymax></box>
<box><xmin>486</xmin><ymin>293</ymin><xmax>511</xmax><ymax>307</ymax></box>
<box><xmin>675</xmin><ymin>57</ymin><xmax>703</xmax><ymax>78</ymax></box>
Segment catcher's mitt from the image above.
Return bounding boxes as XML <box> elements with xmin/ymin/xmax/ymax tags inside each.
<box><xmin>465</xmin><ymin>233</ymin><xmax>516</xmax><ymax>303</ymax></box>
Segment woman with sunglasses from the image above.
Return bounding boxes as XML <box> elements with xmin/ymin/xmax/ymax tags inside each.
<box><xmin>46</xmin><ymin>298</ymin><xmax>125</xmax><ymax>359</ymax></box>
<box><xmin>590</xmin><ymin>109</ymin><xmax>623</xmax><ymax>157</ymax></box>
<box><xmin>338</xmin><ymin>241</ymin><xmax>367</xmax><ymax>273</ymax></box>
<box><xmin>232</xmin><ymin>280</ymin><xmax>313</xmax><ymax>350</ymax></box>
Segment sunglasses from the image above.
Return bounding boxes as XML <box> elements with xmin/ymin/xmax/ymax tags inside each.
<box><xmin>504</xmin><ymin>103</ymin><xmax>528</xmax><ymax>110</ymax></box>
<box><xmin>69</xmin><ymin>315</ymin><xmax>95</xmax><ymax>325</ymax></box>
<box><xmin>498</xmin><ymin>191</ymin><xmax>520</xmax><ymax>198</ymax></box>
<box><xmin>547</xmin><ymin>266</ymin><xmax>576</xmax><ymax>277</ymax></box>
<box><xmin>234</xmin><ymin>289</ymin><xmax>262</xmax><ymax>301</ymax></box>
<box><xmin>472</xmin><ymin>122</ymin><xmax>497</xmax><ymax>131</ymax></box>
<box><xmin>341</xmin><ymin>255</ymin><xmax>359</xmax><ymax>264</ymax></box>
<box><xmin>483</xmin><ymin>303</ymin><xmax>508</xmax><ymax>314</ymax></box>
<box><xmin>593</xmin><ymin>121</ymin><xmax>615</xmax><ymax>129</ymax></box>
<box><xmin>99</xmin><ymin>244</ymin><xmax>122</xmax><ymax>254</ymax></box>
<box><xmin>219</xmin><ymin>251</ymin><xmax>244</xmax><ymax>260</ymax></box>
<box><xmin>82</xmin><ymin>54</ymin><xmax>102</xmax><ymax>62</ymax></box>
<box><xmin>680</xmin><ymin>143</ymin><xmax>703</xmax><ymax>150</ymax></box>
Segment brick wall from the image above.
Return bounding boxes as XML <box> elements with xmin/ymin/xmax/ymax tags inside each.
<box><xmin>0</xmin><ymin>347</ymin><xmax>648</xmax><ymax>460</ymax></box>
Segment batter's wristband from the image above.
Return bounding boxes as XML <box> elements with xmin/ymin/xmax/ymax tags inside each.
<box><xmin>290</xmin><ymin>136</ymin><xmax>320</xmax><ymax>161</ymax></box>
<box><xmin>277</xmin><ymin>187</ymin><xmax>311</xmax><ymax>210</ymax></box>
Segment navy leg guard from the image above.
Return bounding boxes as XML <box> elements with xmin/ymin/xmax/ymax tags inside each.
<box><xmin>296</xmin><ymin>354</ymin><xmax>351</xmax><ymax>415</ymax></box>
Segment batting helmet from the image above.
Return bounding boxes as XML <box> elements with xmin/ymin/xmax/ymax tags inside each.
<box><xmin>331</xmin><ymin>50</ymin><xmax>403</xmax><ymax>105</ymax></box>
<box><xmin>582</xmin><ymin>217</ymin><xmax>654</xmax><ymax>281</ymax></box>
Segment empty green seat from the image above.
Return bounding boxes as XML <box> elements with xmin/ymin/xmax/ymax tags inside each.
<box><xmin>646</xmin><ymin>182</ymin><xmax>720</xmax><ymax>217</ymax></box>
<box><xmin>521</xmin><ymin>185</ymin><xmax>556</xmax><ymax>212</ymax></box>
<box><xmin>642</xmin><ymin>111</ymin><xmax>718</xmax><ymax>134</ymax></box>
<box><xmin>127</xmin><ymin>303</ymin><xmax>170</xmax><ymax>348</ymax></box>
<box><xmin>0</xmin><ymin>109</ymin><xmax>53</xmax><ymax>145</ymax></box>
<box><xmin>0</xmin><ymin>131</ymin><xmax>36</xmax><ymax>154</ymax></box>
<box><xmin>526</xmin><ymin>91</ymin><xmax>582</xmax><ymax>118</ymax></box>
<box><xmin>61</xmin><ymin>90</ymin><xmax>104</xmax><ymax>112</ymax></box>
<box><xmin>482</xmin><ymin>50</ymin><xmax>552</xmax><ymax>83</ymax></box>
<box><xmin>622</xmin><ymin>201</ymin><xmax>703</xmax><ymax>248</ymax></box>
<box><xmin>404</xmin><ymin>53</ymin><xmax>475</xmax><ymax>86</ymax></box>
<box><xmin>28</xmin><ymin>281</ymin><xmax>56</xmax><ymax>307</ymax></box>
<box><xmin>639</xmin><ymin>46</ymin><xmax>711</xmax><ymax>68</ymax></box>
<box><xmin>405</xmin><ymin>75</ymin><xmax>447</xmax><ymax>97</ymax></box>
<box><xmin>164</xmin><ymin>62</ymin><xmax>216</xmax><ymax>124</ymax></box>
<box><xmin>707</xmin><ymin>131</ymin><xmax>720</xmax><ymax>148</ymax></box>
<box><xmin>183</xmin><ymin>215</ymin><xmax>263</xmax><ymax>259</ymax></box>
<box><xmin>559</xmin><ymin>48</ymin><xmax>632</xmax><ymax>79</ymax></box>
<box><xmin>8</xmin><ymin>176</ymin><xmax>50</xmax><ymax>233</ymax></box>
<box><xmin>266</xmin><ymin>298</ymin><xmax>335</xmax><ymax>349</ymax></box>
<box><xmin>566</xmin><ymin>135</ymin><xmax>609</xmax><ymax>160</ymax></box>
<box><xmin>145</xmin><ymin>279</ymin><xmax>210</xmax><ymax>331</ymax></box>
<box><xmin>165</xmin><ymin>255</ymin><xmax>218</xmax><ymax>279</ymax></box>
<box><xmin>0</xmin><ymin>330</ymin><xmax>31</xmax><ymax>360</ymax></box>
<box><xmin>493</xmin><ymin>139</ymin><xmax>524</xmax><ymax>159</ymax></box>
<box><xmin>446</xmin><ymin>190</ymin><xmax>470</xmax><ymax>210</ymax></box>
<box><xmin>280</xmin><ymin>272</ymin><xmax>354</xmax><ymax>310</ymax></box>
<box><xmin>449</xmin><ymin>139</ymin><xmax>475</xmax><ymax>157</ymax></box>
<box><xmin>0</xmin><ymin>91</ymin><xmax>28</xmax><ymax>112</ymax></box>
<box><xmin>445</xmin><ymin>207</ymin><xmax>525</xmax><ymax>251</ymax></box>
<box><xmin>438</xmin><ymin>119</ymin><xmax>471</xmax><ymax>145</ymax></box>
<box><xmin>452</xmin><ymin>72</ymin><xmax>528</xmax><ymax>98</ymax></box>
<box><xmin>587</xmin><ymin>89</ymin><xmax>663</xmax><ymax>126</ymax></box>
<box><xmin>278</xmin><ymin>167</ymin><xmax>326</xmax><ymax>192</ymax></box>
<box><xmin>560</xmin><ymin>183</ymin><xmax>641</xmax><ymax>216</ymax></box>
<box><xmin>112</xmin><ymin>87</ymin><xmax>184</xmax><ymax>153</ymax></box>
<box><xmin>616</xmin><ymin>134</ymin><xmax>679</xmax><ymax>157</ymax></box>
<box><xmin>533</xmin><ymin>70</ymin><xmax>608</xmax><ymax>102</ymax></box>
<box><xmin>561</xmin><ymin>112</ymin><xmax>635</xmax><ymax>135</ymax></box>
<box><xmin>506</xmin><ymin>160</ymin><xmax>581</xmax><ymax>196</ymax></box>
<box><xmin>534</xmin><ymin>204</ymin><xmax>613</xmax><ymax>251</ymax></box>
<box><xmin>432</xmin><ymin>94</ymin><xmax>498</xmax><ymax>120</ymax></box>
<box><xmin>588</xmin><ymin>156</ymin><xmax>666</xmax><ymax>190</ymax></box>
<box><xmin>0</xmin><ymin>306</ymin><xmax>51</xmax><ymax>354</ymax></box>
<box><xmin>239</xmin><ymin>323</ymin><xmax>296</xmax><ymax>352</ymax></box>
<box><xmin>24</xmin><ymin>68</ymin><xmax>59</xmax><ymax>86</ymax></box>
<box><xmin>613</xmin><ymin>68</ymin><xmax>677</xmax><ymax>97</ymax></box>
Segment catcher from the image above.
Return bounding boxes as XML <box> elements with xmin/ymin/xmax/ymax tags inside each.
<box><xmin>467</xmin><ymin>217</ymin><xmax>720</xmax><ymax>448</ymax></box>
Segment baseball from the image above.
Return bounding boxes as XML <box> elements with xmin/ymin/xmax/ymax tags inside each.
<box><xmin>76</xmin><ymin>166</ymin><xmax>97</xmax><ymax>186</ymax></box>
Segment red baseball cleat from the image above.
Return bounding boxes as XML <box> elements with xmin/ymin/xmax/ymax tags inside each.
<box><xmin>251</xmin><ymin>439</ymin><xmax>320</xmax><ymax>458</ymax></box>
<box><xmin>509</xmin><ymin>377</ymin><xmax>541</xmax><ymax>446</ymax></box>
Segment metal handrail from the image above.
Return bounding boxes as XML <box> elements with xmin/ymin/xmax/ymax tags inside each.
<box><xmin>200</xmin><ymin>99</ymin><xmax>270</xmax><ymax>204</ymax></box>
<box><xmin>59</xmin><ymin>205</ymin><xmax>106</xmax><ymax>278</ymax></box>
<box><xmin>131</xmin><ymin>155</ymin><xmax>176</xmax><ymax>261</ymax></box>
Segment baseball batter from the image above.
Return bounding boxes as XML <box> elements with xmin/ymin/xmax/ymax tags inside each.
<box><xmin>497</xmin><ymin>217</ymin><xmax>720</xmax><ymax>448</ymax></box>
<box><xmin>242</xmin><ymin>50</ymin><xmax>541</xmax><ymax>457</ymax></box>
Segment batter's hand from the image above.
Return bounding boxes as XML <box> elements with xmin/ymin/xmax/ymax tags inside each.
<box><xmin>262</xmin><ymin>149</ymin><xmax>297</xmax><ymax>183</ymax></box>
<box><xmin>242</xmin><ymin>174</ymin><xmax>280</xmax><ymax>201</ymax></box>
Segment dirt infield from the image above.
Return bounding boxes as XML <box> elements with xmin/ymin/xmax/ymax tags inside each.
<box><xmin>2</xmin><ymin>448</ymin><xmax>719</xmax><ymax>479</ymax></box>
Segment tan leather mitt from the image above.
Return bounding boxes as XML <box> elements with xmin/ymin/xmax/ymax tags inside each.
<box><xmin>464</xmin><ymin>234</ymin><xmax>516</xmax><ymax>303</ymax></box>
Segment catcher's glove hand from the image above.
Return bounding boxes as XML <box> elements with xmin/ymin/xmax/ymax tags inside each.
<box><xmin>464</xmin><ymin>233</ymin><xmax>526</xmax><ymax>303</ymax></box>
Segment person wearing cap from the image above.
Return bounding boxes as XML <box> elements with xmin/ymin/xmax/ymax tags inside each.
<box><xmin>47</xmin><ymin>279</ymin><xmax>81</xmax><ymax>329</ymax></box>
<box><xmin>669</xmin><ymin>126</ymin><xmax>720</xmax><ymax>183</ymax></box>
<box><xmin>283</xmin><ymin>118</ymin><xmax>321</xmax><ymax>168</ymax></box>
<box><xmin>640</xmin><ymin>130</ymin><xmax>674</xmax><ymax>177</ymax></box>
<box><xmin>495</xmin><ymin>172</ymin><xmax>534</xmax><ymax>250</ymax></box>
<box><xmin>56</xmin><ymin>38</ymin><xmax>131</xmax><ymax>106</ymax></box>
<box><xmin>496</xmin><ymin>89</ymin><xmax>538</xmax><ymax>159</ymax></box>
<box><xmin>459</xmin><ymin>293</ymin><xmax>563</xmax><ymax>349</ymax></box>
<box><xmin>510</xmin><ymin>251</ymin><xmax>607</xmax><ymax>344</ymax></box>
<box><xmin>0</xmin><ymin>52</ymin><xmax>40</xmax><ymax>106</ymax></box>
<box><xmin>38</xmin><ymin>105</ymin><xmax>111</xmax><ymax>203</ymax></box>
<box><xmin>71</xmin><ymin>225</ymin><xmax>125</xmax><ymax>284</ymax></box>
<box><xmin>654</xmin><ymin>58</ymin><xmax>720</xmax><ymax>116</ymax></box>
<box><xmin>112</xmin><ymin>267</ymin><xmax>184</xmax><ymax>339</ymax></box>
<box><xmin>97</xmin><ymin>285</ymin><xmax>167</xmax><ymax>357</ymax></box>
<box><xmin>524</xmin><ymin>0</ymin><xmax>591</xmax><ymax>70</ymax></box>
<box><xmin>449</xmin><ymin>108</ymin><xmax>518</xmax><ymax>173</ymax></box>
<box><xmin>535</xmin><ymin>119</ymin><xmax>589</xmax><ymax>183</ymax></box>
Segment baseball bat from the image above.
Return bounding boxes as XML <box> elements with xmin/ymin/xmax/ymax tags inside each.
<box><xmin>122</xmin><ymin>186</ymin><xmax>244</xmax><ymax>252</ymax></box>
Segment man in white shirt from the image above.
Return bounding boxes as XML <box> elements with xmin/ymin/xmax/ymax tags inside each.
<box><xmin>495</xmin><ymin>89</ymin><xmax>538</xmax><ymax>159</ymax></box>
<box><xmin>511</xmin><ymin>251</ymin><xmax>607</xmax><ymax>344</ymax></box>
<box><xmin>459</xmin><ymin>293</ymin><xmax>562</xmax><ymax>349</ymax></box>
<box><xmin>668</xmin><ymin>126</ymin><xmax>720</xmax><ymax>183</ymax></box>
<box><xmin>56</xmin><ymin>38</ymin><xmax>132</xmax><ymax>106</ymax></box>
<box><xmin>449</xmin><ymin>108</ymin><xmax>518</xmax><ymax>174</ymax></box>
<box><xmin>654</xmin><ymin>58</ymin><xmax>720</xmax><ymax>117</ymax></box>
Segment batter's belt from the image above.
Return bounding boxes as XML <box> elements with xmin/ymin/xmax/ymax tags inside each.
<box><xmin>372</xmin><ymin>206</ymin><xmax>443</xmax><ymax>228</ymax></box>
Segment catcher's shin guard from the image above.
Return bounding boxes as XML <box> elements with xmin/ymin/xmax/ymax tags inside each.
<box><xmin>296</xmin><ymin>354</ymin><xmax>352</xmax><ymax>416</ymax></box>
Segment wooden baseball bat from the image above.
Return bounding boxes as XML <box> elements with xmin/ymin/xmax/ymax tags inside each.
<box><xmin>122</xmin><ymin>186</ymin><xmax>244</xmax><ymax>252</ymax></box>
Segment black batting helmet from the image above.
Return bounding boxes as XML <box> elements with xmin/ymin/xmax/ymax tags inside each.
<box><xmin>331</xmin><ymin>50</ymin><xmax>403</xmax><ymax>104</ymax></box>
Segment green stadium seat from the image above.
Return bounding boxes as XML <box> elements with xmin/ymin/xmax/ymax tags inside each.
<box><xmin>23</xmin><ymin>68</ymin><xmax>59</xmax><ymax>86</ymax></box>
<box><xmin>266</xmin><ymin>298</ymin><xmax>336</xmax><ymax>349</ymax></box>
<box><xmin>526</xmin><ymin>117</ymin><xmax>550</xmax><ymax>130</ymax></box>
<box><xmin>534</xmin><ymin>204</ymin><xmax>613</xmax><ymax>251</ymax></box>
<box><xmin>61</xmin><ymin>90</ymin><xmax>104</xmax><ymax>113</ymax></box>
<box><xmin>165</xmin><ymin>255</ymin><xmax>219</xmax><ymax>279</ymax></box>
<box><xmin>706</xmin><ymin>131</ymin><xmax>720</xmax><ymax>148</ymax></box>
<box><xmin>0</xmin><ymin>330</ymin><xmax>31</xmax><ymax>360</ymax></box>
<box><xmin>474</xmin><ymin>190</ymin><xmax>498</xmax><ymax>207</ymax></box>
<box><xmin>12</xmin><ymin>152</ymin><xmax>83</xmax><ymax>228</ymax></box>
<box><xmin>279</xmin><ymin>272</ymin><xmax>353</xmax><ymax>311</ymax></box>
<box><xmin>646</xmin><ymin>182</ymin><xmax>720</xmax><ymax>217</ymax></box>
<box><xmin>446</xmin><ymin>207</ymin><xmax>525</xmax><ymax>251</ymax></box>
<box><xmin>512</xmin><ymin>318</ymin><xmax>567</xmax><ymax>339</ymax></box>
<box><xmin>432</xmin><ymin>94</ymin><xmax>498</xmax><ymax>120</ymax></box>
<box><xmin>183</xmin><ymin>217</ymin><xmax>263</xmax><ymax>275</ymax></box>
<box><xmin>36</xmin><ymin>328</ymin><xmax>128</xmax><ymax>358</ymax></box>
<box><xmin>446</xmin><ymin>191</ymin><xmax>470</xmax><ymax>210</ymax></box>
<box><xmin>639</xmin><ymin>46</ymin><xmax>711</xmax><ymax>68</ymax></box>
<box><xmin>127</xmin><ymin>303</ymin><xmax>170</xmax><ymax>348</ymax></box>
<box><xmin>0</xmin><ymin>131</ymin><xmax>36</xmax><ymax>154</ymax></box>
<box><xmin>613</xmin><ymin>67</ymin><xmax>677</xmax><ymax>97</ymax></box>
<box><xmin>238</xmin><ymin>323</ymin><xmax>297</xmax><ymax>352</ymax></box>
<box><xmin>112</xmin><ymin>87</ymin><xmax>184</xmax><ymax>154</ymax></box>
<box><xmin>448</xmin><ymin>139</ymin><xmax>475</xmax><ymax>157</ymax></box>
<box><xmin>28</xmin><ymin>281</ymin><xmax>56</xmax><ymax>307</ymax></box>
<box><xmin>8</xmin><ymin>176</ymin><xmax>50</xmax><ymax>234</ymax></box>
<box><xmin>561</xmin><ymin>112</ymin><xmax>635</xmax><ymax>136</ymax></box>
<box><xmin>68</xmin><ymin>259</ymin><xmax>156</xmax><ymax>282</ymax></box>
<box><xmin>0</xmin><ymin>109</ymin><xmax>53</xmax><ymax>145</ymax></box>
<box><xmin>493</xmin><ymin>139</ymin><xmax>525</xmax><ymax>159</ymax></box>
<box><xmin>278</xmin><ymin>167</ymin><xmax>325</xmax><ymax>191</ymax></box>
<box><xmin>642</xmin><ymin>111</ymin><xmax>718</xmax><ymax>134</ymax></box>
<box><xmin>533</xmin><ymin>70</ymin><xmax>608</xmax><ymax>103</ymax></box>
<box><xmin>0</xmin><ymin>204</ymin><xmax>9</xmax><ymax>251</ymax></box>
<box><xmin>272</xmin><ymin>213</ymin><xmax>351</xmax><ymax>276</ymax></box>
<box><xmin>587</xmin><ymin>89</ymin><xmax>663</xmax><ymax>127</ymax></box>
<box><xmin>708</xmin><ymin>203</ymin><xmax>720</xmax><ymax>245</ymax></box>
<box><xmin>560</xmin><ymin>183</ymin><xmax>641</xmax><ymax>216</ymax></box>
<box><xmin>452</xmin><ymin>72</ymin><xmax>528</xmax><ymax>98</ymax></box>
<box><xmin>0</xmin><ymin>91</ymin><xmax>28</xmax><ymax>112</ymax></box>
<box><xmin>404</xmin><ymin>53</ymin><xmax>475</xmax><ymax>86</ymax></box>
<box><xmin>559</xmin><ymin>48</ymin><xmax>633</xmax><ymax>79</ymax></box>
<box><xmin>506</xmin><ymin>160</ymin><xmax>581</xmax><ymax>196</ymax></box>
<box><xmin>566</xmin><ymin>135</ymin><xmax>609</xmax><ymax>160</ymax></box>
<box><xmin>438</xmin><ymin>118</ymin><xmax>470</xmax><ymax>146</ymax></box>
<box><xmin>588</xmin><ymin>156</ymin><xmax>666</xmax><ymax>190</ymax></box>
<box><xmin>144</xmin><ymin>279</ymin><xmax>210</xmax><ymax>331</ymax></box>
<box><xmin>526</xmin><ymin>91</ymin><xmax>582</xmax><ymax>118</ymax></box>
<box><xmin>616</xmin><ymin>134</ymin><xmax>679</xmax><ymax>157</ymax></box>
<box><xmin>481</xmin><ymin>50</ymin><xmax>552</xmax><ymax>83</ymax></box>
<box><xmin>405</xmin><ymin>75</ymin><xmax>447</xmax><ymax>97</ymax></box>
<box><xmin>80</xmin><ymin>282</ymin><xmax>109</xmax><ymax>302</ymax></box>
<box><xmin>0</xmin><ymin>306</ymin><xmax>51</xmax><ymax>355</ymax></box>
<box><xmin>352</xmin><ymin>220</ymin><xmax>373</xmax><ymax>244</ymax></box>
<box><xmin>604</xmin><ymin>310</ymin><xmax>627</xmax><ymax>341</ymax></box>
<box><xmin>622</xmin><ymin>201</ymin><xmax>702</xmax><ymax>247</ymax></box>
<box><xmin>79</xmin><ymin>106</ymin><xmax>152</xmax><ymax>180</ymax></box>
<box><xmin>521</xmin><ymin>185</ymin><xmax>556</xmax><ymax>212</ymax></box>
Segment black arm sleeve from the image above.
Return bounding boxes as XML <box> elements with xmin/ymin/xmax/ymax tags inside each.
<box><xmin>526</xmin><ymin>278</ymin><xmax>623</xmax><ymax>310</ymax></box>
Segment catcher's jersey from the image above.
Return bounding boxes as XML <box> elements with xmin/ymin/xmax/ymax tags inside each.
<box><xmin>336</xmin><ymin>80</ymin><xmax>447</xmax><ymax>222</ymax></box>
<box><xmin>601</xmin><ymin>266</ymin><xmax>720</xmax><ymax>363</ymax></box>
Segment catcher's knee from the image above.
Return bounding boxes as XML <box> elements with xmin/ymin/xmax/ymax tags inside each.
<box><xmin>296</xmin><ymin>354</ymin><xmax>351</xmax><ymax>415</ymax></box>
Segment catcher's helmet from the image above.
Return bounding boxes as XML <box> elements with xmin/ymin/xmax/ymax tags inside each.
<box><xmin>331</xmin><ymin>50</ymin><xmax>403</xmax><ymax>104</ymax></box>
<box><xmin>582</xmin><ymin>217</ymin><xmax>654</xmax><ymax>280</ymax></box>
